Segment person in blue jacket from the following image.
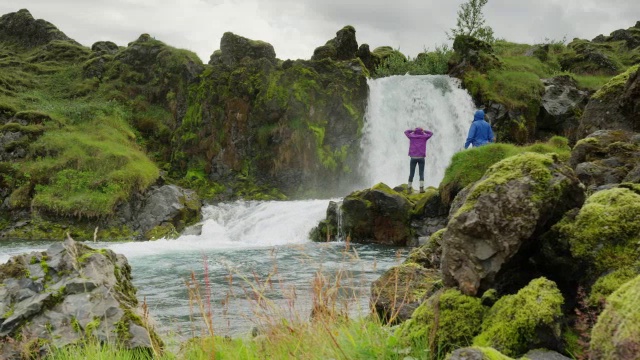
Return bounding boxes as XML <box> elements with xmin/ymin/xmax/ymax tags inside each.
<box><xmin>464</xmin><ymin>110</ymin><xmax>495</xmax><ymax>149</ymax></box>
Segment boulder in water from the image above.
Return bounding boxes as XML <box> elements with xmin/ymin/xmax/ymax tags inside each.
<box><xmin>0</xmin><ymin>237</ymin><xmax>161</xmax><ymax>359</ymax></box>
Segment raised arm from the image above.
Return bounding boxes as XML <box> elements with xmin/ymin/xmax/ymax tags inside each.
<box><xmin>404</xmin><ymin>129</ymin><xmax>413</xmax><ymax>138</ymax></box>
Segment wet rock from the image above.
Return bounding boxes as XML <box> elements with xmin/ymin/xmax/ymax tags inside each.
<box><xmin>133</xmin><ymin>184</ymin><xmax>201</xmax><ymax>239</ymax></box>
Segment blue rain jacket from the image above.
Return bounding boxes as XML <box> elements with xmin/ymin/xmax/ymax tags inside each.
<box><xmin>464</xmin><ymin>110</ymin><xmax>494</xmax><ymax>149</ymax></box>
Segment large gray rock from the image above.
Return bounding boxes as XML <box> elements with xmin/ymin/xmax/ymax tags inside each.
<box><xmin>441</xmin><ymin>153</ymin><xmax>585</xmax><ymax>296</ymax></box>
<box><xmin>123</xmin><ymin>184</ymin><xmax>201</xmax><ymax>239</ymax></box>
<box><xmin>216</xmin><ymin>32</ymin><xmax>276</xmax><ymax>67</ymax></box>
<box><xmin>537</xmin><ymin>76</ymin><xmax>589</xmax><ymax>142</ymax></box>
<box><xmin>0</xmin><ymin>238</ymin><xmax>161</xmax><ymax>359</ymax></box>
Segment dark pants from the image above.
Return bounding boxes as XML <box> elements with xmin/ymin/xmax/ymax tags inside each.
<box><xmin>408</xmin><ymin>157</ymin><xmax>425</xmax><ymax>182</ymax></box>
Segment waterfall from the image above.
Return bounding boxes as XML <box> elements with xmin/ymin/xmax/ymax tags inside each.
<box><xmin>359</xmin><ymin>75</ymin><xmax>476</xmax><ymax>189</ymax></box>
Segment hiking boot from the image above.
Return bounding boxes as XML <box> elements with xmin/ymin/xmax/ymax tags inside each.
<box><xmin>419</xmin><ymin>187</ymin><xmax>424</xmax><ymax>193</ymax></box>
<box><xmin>407</xmin><ymin>187</ymin><xmax>413</xmax><ymax>194</ymax></box>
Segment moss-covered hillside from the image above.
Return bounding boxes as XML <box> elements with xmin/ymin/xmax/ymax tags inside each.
<box><xmin>0</xmin><ymin>9</ymin><xmax>368</xmax><ymax>238</ymax></box>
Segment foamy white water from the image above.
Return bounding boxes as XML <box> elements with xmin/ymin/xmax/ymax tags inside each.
<box><xmin>360</xmin><ymin>75</ymin><xmax>475</xmax><ymax>188</ymax></box>
<box><xmin>106</xmin><ymin>199</ymin><xmax>332</xmax><ymax>257</ymax></box>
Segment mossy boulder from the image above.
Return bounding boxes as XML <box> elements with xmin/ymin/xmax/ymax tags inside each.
<box><xmin>449</xmin><ymin>35</ymin><xmax>502</xmax><ymax>77</ymax></box>
<box><xmin>578</xmin><ymin>65</ymin><xmax>640</xmax><ymax>138</ymax></box>
<box><xmin>590</xmin><ymin>274</ymin><xmax>640</xmax><ymax>360</ymax></box>
<box><xmin>217</xmin><ymin>32</ymin><xmax>276</xmax><ymax>67</ymax></box>
<box><xmin>554</xmin><ymin>184</ymin><xmax>640</xmax><ymax>280</ymax></box>
<box><xmin>370</xmin><ymin>264</ymin><xmax>441</xmax><ymax>323</ymax></box>
<box><xmin>441</xmin><ymin>153</ymin><xmax>585</xmax><ymax>295</ymax></box>
<box><xmin>559</xmin><ymin>39</ymin><xmax>622</xmax><ymax>75</ymax></box>
<box><xmin>0</xmin><ymin>9</ymin><xmax>80</xmax><ymax>49</ymax></box>
<box><xmin>0</xmin><ymin>238</ymin><xmax>161</xmax><ymax>358</ymax></box>
<box><xmin>569</xmin><ymin>130</ymin><xmax>640</xmax><ymax>191</ymax></box>
<box><xmin>91</xmin><ymin>40</ymin><xmax>119</xmax><ymax>55</ymax></box>
<box><xmin>473</xmin><ymin>278</ymin><xmax>565</xmax><ymax>357</ymax></box>
<box><xmin>397</xmin><ymin>289</ymin><xmax>486</xmax><ymax>355</ymax></box>
<box><xmin>338</xmin><ymin>183</ymin><xmax>412</xmax><ymax>245</ymax></box>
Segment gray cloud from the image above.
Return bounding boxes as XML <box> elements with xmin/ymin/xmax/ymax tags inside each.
<box><xmin>2</xmin><ymin>1</ymin><xmax>638</xmax><ymax>61</ymax></box>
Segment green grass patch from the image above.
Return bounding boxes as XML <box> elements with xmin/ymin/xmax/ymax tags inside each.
<box><xmin>25</xmin><ymin>119</ymin><xmax>158</xmax><ymax>217</ymax></box>
<box><xmin>593</xmin><ymin>64</ymin><xmax>640</xmax><ymax>100</ymax></box>
<box><xmin>439</xmin><ymin>136</ymin><xmax>570</xmax><ymax>203</ymax></box>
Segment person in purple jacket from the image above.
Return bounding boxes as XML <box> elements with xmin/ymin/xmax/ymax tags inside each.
<box><xmin>404</xmin><ymin>127</ymin><xmax>434</xmax><ymax>193</ymax></box>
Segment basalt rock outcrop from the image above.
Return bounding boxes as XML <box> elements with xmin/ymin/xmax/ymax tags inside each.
<box><xmin>537</xmin><ymin>76</ymin><xmax>590</xmax><ymax>142</ymax></box>
<box><xmin>0</xmin><ymin>238</ymin><xmax>161</xmax><ymax>359</ymax></box>
<box><xmin>441</xmin><ymin>153</ymin><xmax>585</xmax><ymax>296</ymax></box>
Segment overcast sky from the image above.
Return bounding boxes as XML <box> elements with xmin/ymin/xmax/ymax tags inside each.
<box><xmin>2</xmin><ymin>1</ymin><xmax>638</xmax><ymax>62</ymax></box>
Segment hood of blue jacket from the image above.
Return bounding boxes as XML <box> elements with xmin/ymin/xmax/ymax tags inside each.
<box><xmin>473</xmin><ymin>110</ymin><xmax>485</xmax><ymax>122</ymax></box>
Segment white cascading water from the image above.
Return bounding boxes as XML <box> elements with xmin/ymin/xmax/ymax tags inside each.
<box><xmin>360</xmin><ymin>75</ymin><xmax>475</xmax><ymax>189</ymax></box>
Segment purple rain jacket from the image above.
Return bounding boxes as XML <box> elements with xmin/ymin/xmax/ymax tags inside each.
<box><xmin>404</xmin><ymin>129</ymin><xmax>434</xmax><ymax>157</ymax></box>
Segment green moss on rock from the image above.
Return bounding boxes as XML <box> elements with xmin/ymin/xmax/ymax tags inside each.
<box><xmin>473</xmin><ymin>277</ymin><xmax>564</xmax><ymax>357</ymax></box>
<box><xmin>556</xmin><ymin>186</ymin><xmax>640</xmax><ymax>276</ymax></box>
<box><xmin>592</xmin><ymin>64</ymin><xmax>639</xmax><ymax>100</ymax></box>
<box><xmin>397</xmin><ymin>289</ymin><xmax>486</xmax><ymax>355</ymax></box>
<box><xmin>590</xmin><ymin>274</ymin><xmax>640</xmax><ymax>360</ymax></box>
<box><xmin>588</xmin><ymin>267</ymin><xmax>638</xmax><ymax>307</ymax></box>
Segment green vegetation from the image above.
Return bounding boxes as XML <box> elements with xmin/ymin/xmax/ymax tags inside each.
<box><xmin>592</xmin><ymin>64</ymin><xmax>640</xmax><ymax>100</ymax></box>
<box><xmin>473</xmin><ymin>277</ymin><xmax>564</xmax><ymax>357</ymax></box>
<box><xmin>556</xmin><ymin>185</ymin><xmax>640</xmax><ymax>277</ymax></box>
<box><xmin>590</xmin><ymin>274</ymin><xmax>640</xmax><ymax>359</ymax></box>
<box><xmin>373</xmin><ymin>45</ymin><xmax>453</xmax><ymax>78</ymax></box>
<box><xmin>439</xmin><ymin>136</ymin><xmax>570</xmax><ymax>203</ymax></box>
<box><xmin>396</xmin><ymin>289</ymin><xmax>486</xmax><ymax>356</ymax></box>
<box><xmin>588</xmin><ymin>267</ymin><xmax>638</xmax><ymax>307</ymax></box>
